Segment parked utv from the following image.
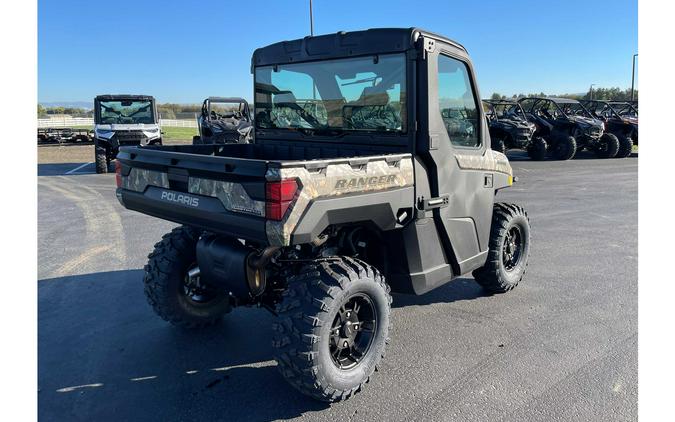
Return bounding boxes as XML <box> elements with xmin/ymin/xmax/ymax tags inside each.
<box><xmin>192</xmin><ymin>97</ymin><xmax>253</xmax><ymax>145</ymax></box>
<box><xmin>93</xmin><ymin>95</ymin><xmax>162</xmax><ymax>173</ymax></box>
<box><xmin>610</xmin><ymin>101</ymin><xmax>638</xmax><ymax>145</ymax></box>
<box><xmin>115</xmin><ymin>28</ymin><xmax>531</xmax><ymax>402</ymax></box>
<box><xmin>483</xmin><ymin>99</ymin><xmax>546</xmax><ymax>160</ymax></box>
<box><xmin>581</xmin><ymin>100</ymin><xmax>637</xmax><ymax>157</ymax></box>
<box><xmin>518</xmin><ymin>97</ymin><xmax>619</xmax><ymax>160</ymax></box>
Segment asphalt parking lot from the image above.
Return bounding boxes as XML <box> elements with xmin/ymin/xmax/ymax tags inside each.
<box><xmin>38</xmin><ymin>148</ymin><xmax>638</xmax><ymax>422</ymax></box>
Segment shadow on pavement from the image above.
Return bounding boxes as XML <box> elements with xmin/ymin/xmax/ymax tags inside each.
<box><xmin>38</xmin><ymin>270</ymin><xmax>328</xmax><ymax>421</ymax></box>
<box><xmin>392</xmin><ymin>277</ymin><xmax>485</xmax><ymax>308</ymax></box>
<box><xmin>38</xmin><ymin>269</ymin><xmax>489</xmax><ymax>420</ymax></box>
<box><xmin>507</xmin><ymin>148</ymin><xmax>638</xmax><ymax>162</ymax></box>
<box><xmin>38</xmin><ymin>162</ymin><xmax>94</xmax><ymax>176</ymax></box>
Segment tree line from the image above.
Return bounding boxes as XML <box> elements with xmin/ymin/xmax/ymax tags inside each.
<box><xmin>490</xmin><ymin>87</ymin><xmax>638</xmax><ymax>102</ymax></box>
<box><xmin>37</xmin><ymin>104</ymin><xmax>93</xmax><ymax>118</ymax></box>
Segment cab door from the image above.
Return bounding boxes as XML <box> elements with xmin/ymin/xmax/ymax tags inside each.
<box><xmin>422</xmin><ymin>39</ymin><xmax>496</xmax><ymax>274</ymax></box>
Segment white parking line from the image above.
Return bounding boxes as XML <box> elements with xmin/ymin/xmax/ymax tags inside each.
<box><xmin>65</xmin><ymin>162</ymin><xmax>93</xmax><ymax>174</ymax></box>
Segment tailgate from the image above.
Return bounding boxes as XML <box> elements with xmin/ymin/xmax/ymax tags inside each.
<box><xmin>115</xmin><ymin>146</ymin><xmax>270</xmax><ymax>243</ymax></box>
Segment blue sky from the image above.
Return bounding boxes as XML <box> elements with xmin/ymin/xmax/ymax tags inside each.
<box><xmin>38</xmin><ymin>0</ymin><xmax>637</xmax><ymax>104</ymax></box>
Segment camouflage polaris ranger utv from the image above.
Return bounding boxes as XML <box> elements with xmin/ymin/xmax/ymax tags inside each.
<box><xmin>483</xmin><ymin>99</ymin><xmax>546</xmax><ymax>160</ymax></box>
<box><xmin>115</xmin><ymin>28</ymin><xmax>531</xmax><ymax>402</ymax></box>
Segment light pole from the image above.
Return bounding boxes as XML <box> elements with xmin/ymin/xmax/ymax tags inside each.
<box><xmin>631</xmin><ymin>53</ymin><xmax>638</xmax><ymax>101</ymax></box>
<box><xmin>590</xmin><ymin>84</ymin><xmax>597</xmax><ymax>100</ymax></box>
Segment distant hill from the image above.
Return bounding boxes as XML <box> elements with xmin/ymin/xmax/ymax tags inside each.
<box><xmin>39</xmin><ymin>101</ymin><xmax>93</xmax><ymax>110</ymax></box>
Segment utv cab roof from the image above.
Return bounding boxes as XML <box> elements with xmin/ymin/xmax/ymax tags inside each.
<box><xmin>252</xmin><ymin>27</ymin><xmax>466</xmax><ymax>68</ymax></box>
<box><xmin>483</xmin><ymin>99</ymin><xmax>518</xmax><ymax>104</ymax></box>
<box><xmin>522</xmin><ymin>97</ymin><xmax>580</xmax><ymax>104</ymax></box>
<box><xmin>205</xmin><ymin>97</ymin><xmax>248</xmax><ymax>103</ymax></box>
<box><xmin>95</xmin><ymin>94</ymin><xmax>156</xmax><ymax>101</ymax></box>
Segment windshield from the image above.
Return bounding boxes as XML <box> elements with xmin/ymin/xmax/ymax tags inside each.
<box><xmin>612</xmin><ymin>103</ymin><xmax>638</xmax><ymax>117</ymax></box>
<box><xmin>96</xmin><ymin>100</ymin><xmax>155</xmax><ymax>124</ymax></box>
<box><xmin>207</xmin><ymin>101</ymin><xmax>249</xmax><ymax>120</ymax></box>
<box><xmin>488</xmin><ymin>103</ymin><xmax>526</xmax><ymax>120</ymax></box>
<box><xmin>558</xmin><ymin>102</ymin><xmax>592</xmax><ymax>118</ymax></box>
<box><xmin>254</xmin><ymin>54</ymin><xmax>406</xmax><ymax>133</ymax></box>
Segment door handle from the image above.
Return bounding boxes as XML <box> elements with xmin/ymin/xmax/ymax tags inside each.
<box><xmin>418</xmin><ymin>195</ymin><xmax>449</xmax><ymax>210</ymax></box>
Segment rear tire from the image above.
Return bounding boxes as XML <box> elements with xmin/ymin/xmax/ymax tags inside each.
<box><xmin>272</xmin><ymin>257</ymin><xmax>391</xmax><ymax>402</ymax></box>
<box><xmin>615</xmin><ymin>135</ymin><xmax>633</xmax><ymax>158</ymax></box>
<box><xmin>552</xmin><ymin>136</ymin><xmax>576</xmax><ymax>160</ymax></box>
<box><xmin>491</xmin><ymin>137</ymin><xmax>506</xmax><ymax>154</ymax></box>
<box><xmin>595</xmin><ymin>133</ymin><xmax>620</xmax><ymax>158</ymax></box>
<box><xmin>95</xmin><ymin>144</ymin><xmax>108</xmax><ymax>174</ymax></box>
<box><xmin>143</xmin><ymin>226</ymin><xmax>231</xmax><ymax>328</ymax></box>
<box><xmin>527</xmin><ymin>137</ymin><xmax>547</xmax><ymax>161</ymax></box>
<box><xmin>473</xmin><ymin>203</ymin><xmax>530</xmax><ymax>293</ymax></box>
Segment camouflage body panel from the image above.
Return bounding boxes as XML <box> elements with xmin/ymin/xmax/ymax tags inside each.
<box><xmin>120</xmin><ymin>168</ymin><xmax>169</xmax><ymax>192</ymax></box>
<box><xmin>188</xmin><ymin>177</ymin><xmax>265</xmax><ymax>217</ymax></box>
<box><xmin>266</xmin><ymin>154</ymin><xmax>414</xmax><ymax>246</ymax></box>
<box><xmin>454</xmin><ymin>150</ymin><xmax>512</xmax><ymax>176</ymax></box>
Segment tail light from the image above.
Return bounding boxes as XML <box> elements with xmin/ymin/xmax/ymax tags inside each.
<box><xmin>265</xmin><ymin>179</ymin><xmax>298</xmax><ymax>221</ymax></box>
<box><xmin>115</xmin><ymin>161</ymin><xmax>122</xmax><ymax>188</ymax></box>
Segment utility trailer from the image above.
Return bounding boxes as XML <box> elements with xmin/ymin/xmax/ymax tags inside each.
<box><xmin>37</xmin><ymin>127</ymin><xmax>92</xmax><ymax>144</ymax></box>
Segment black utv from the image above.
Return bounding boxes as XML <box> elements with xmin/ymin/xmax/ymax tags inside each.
<box><xmin>192</xmin><ymin>97</ymin><xmax>253</xmax><ymax>145</ymax></box>
<box><xmin>115</xmin><ymin>28</ymin><xmax>531</xmax><ymax>402</ymax></box>
<box><xmin>483</xmin><ymin>99</ymin><xmax>546</xmax><ymax>160</ymax></box>
<box><xmin>581</xmin><ymin>100</ymin><xmax>637</xmax><ymax>157</ymax></box>
<box><xmin>518</xmin><ymin>97</ymin><xmax>619</xmax><ymax>160</ymax></box>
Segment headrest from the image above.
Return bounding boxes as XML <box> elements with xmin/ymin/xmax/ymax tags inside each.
<box><xmin>356</xmin><ymin>86</ymin><xmax>390</xmax><ymax>106</ymax></box>
<box><xmin>273</xmin><ymin>92</ymin><xmax>297</xmax><ymax>106</ymax></box>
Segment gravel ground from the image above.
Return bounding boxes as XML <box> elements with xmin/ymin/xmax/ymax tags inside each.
<box><xmin>37</xmin><ymin>149</ymin><xmax>638</xmax><ymax>422</ymax></box>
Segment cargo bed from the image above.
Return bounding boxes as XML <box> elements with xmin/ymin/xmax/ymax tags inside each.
<box><xmin>115</xmin><ymin>143</ymin><xmax>415</xmax><ymax>246</ymax></box>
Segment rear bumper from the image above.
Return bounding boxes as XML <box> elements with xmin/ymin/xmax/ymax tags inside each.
<box><xmin>116</xmin><ymin>186</ymin><xmax>268</xmax><ymax>244</ymax></box>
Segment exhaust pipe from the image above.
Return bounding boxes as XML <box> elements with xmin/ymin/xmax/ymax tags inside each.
<box><xmin>196</xmin><ymin>235</ymin><xmax>279</xmax><ymax>299</ymax></box>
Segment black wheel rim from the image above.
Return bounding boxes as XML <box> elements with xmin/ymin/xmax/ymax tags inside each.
<box><xmin>182</xmin><ymin>264</ymin><xmax>218</xmax><ymax>304</ymax></box>
<box><xmin>502</xmin><ymin>226</ymin><xmax>524</xmax><ymax>272</ymax></box>
<box><xmin>329</xmin><ymin>293</ymin><xmax>377</xmax><ymax>370</ymax></box>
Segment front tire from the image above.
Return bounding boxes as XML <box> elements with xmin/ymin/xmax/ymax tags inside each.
<box><xmin>95</xmin><ymin>144</ymin><xmax>108</xmax><ymax>174</ymax></box>
<box><xmin>615</xmin><ymin>134</ymin><xmax>633</xmax><ymax>158</ymax></box>
<box><xmin>552</xmin><ymin>136</ymin><xmax>577</xmax><ymax>160</ymax></box>
<box><xmin>595</xmin><ymin>133</ymin><xmax>620</xmax><ymax>158</ymax></box>
<box><xmin>527</xmin><ymin>137</ymin><xmax>547</xmax><ymax>161</ymax></box>
<box><xmin>491</xmin><ymin>137</ymin><xmax>506</xmax><ymax>154</ymax></box>
<box><xmin>473</xmin><ymin>203</ymin><xmax>531</xmax><ymax>293</ymax></box>
<box><xmin>272</xmin><ymin>257</ymin><xmax>391</xmax><ymax>402</ymax></box>
<box><xmin>143</xmin><ymin>226</ymin><xmax>231</xmax><ymax>328</ymax></box>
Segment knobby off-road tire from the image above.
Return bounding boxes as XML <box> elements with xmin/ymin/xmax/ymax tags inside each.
<box><xmin>473</xmin><ymin>203</ymin><xmax>531</xmax><ymax>293</ymax></box>
<box><xmin>615</xmin><ymin>134</ymin><xmax>633</xmax><ymax>158</ymax></box>
<box><xmin>95</xmin><ymin>144</ymin><xmax>108</xmax><ymax>174</ymax></box>
<box><xmin>491</xmin><ymin>137</ymin><xmax>506</xmax><ymax>154</ymax></box>
<box><xmin>272</xmin><ymin>257</ymin><xmax>392</xmax><ymax>402</ymax></box>
<box><xmin>595</xmin><ymin>133</ymin><xmax>620</xmax><ymax>158</ymax></box>
<box><xmin>527</xmin><ymin>137</ymin><xmax>547</xmax><ymax>161</ymax></box>
<box><xmin>144</xmin><ymin>226</ymin><xmax>231</xmax><ymax>328</ymax></box>
<box><xmin>552</xmin><ymin>136</ymin><xmax>577</xmax><ymax>160</ymax></box>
